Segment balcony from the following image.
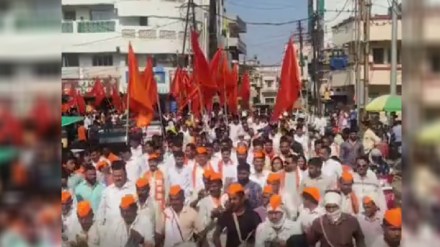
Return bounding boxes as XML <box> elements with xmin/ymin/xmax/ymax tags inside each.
<box><xmin>78</xmin><ymin>20</ymin><xmax>116</xmax><ymax>33</ymax></box>
<box><xmin>227</xmin><ymin>37</ymin><xmax>247</xmax><ymax>55</ymax></box>
<box><xmin>330</xmin><ymin>65</ymin><xmax>402</xmax><ymax>87</ymax></box>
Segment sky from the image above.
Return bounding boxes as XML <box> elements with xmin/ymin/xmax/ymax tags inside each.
<box><xmin>226</xmin><ymin>0</ymin><xmax>308</xmax><ymax>65</ymax></box>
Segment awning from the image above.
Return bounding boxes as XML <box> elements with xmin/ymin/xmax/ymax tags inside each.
<box><xmin>62</xmin><ymin>116</ymin><xmax>84</xmax><ymax>127</ymax></box>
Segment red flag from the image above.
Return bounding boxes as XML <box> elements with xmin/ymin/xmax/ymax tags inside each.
<box><xmin>128</xmin><ymin>43</ymin><xmax>152</xmax><ymax>113</ymax></box>
<box><xmin>240</xmin><ymin>71</ymin><xmax>251</xmax><ymax>108</ymax></box>
<box><xmin>271</xmin><ymin>39</ymin><xmax>301</xmax><ymax>121</ymax></box>
<box><xmin>227</xmin><ymin>63</ymin><xmax>239</xmax><ymax>115</ymax></box>
<box><xmin>111</xmin><ymin>84</ymin><xmax>123</xmax><ymax>113</ymax></box>
<box><xmin>191</xmin><ymin>30</ymin><xmax>217</xmax><ymax>105</ymax></box>
<box><xmin>170</xmin><ymin>68</ymin><xmax>182</xmax><ymax>100</ymax></box>
<box><xmin>144</xmin><ymin>57</ymin><xmax>158</xmax><ymax>107</ymax></box>
<box><xmin>91</xmin><ymin>78</ymin><xmax>106</xmax><ymax>107</ymax></box>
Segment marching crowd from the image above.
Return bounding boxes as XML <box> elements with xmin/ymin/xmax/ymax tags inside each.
<box><xmin>61</xmin><ymin>109</ymin><xmax>402</xmax><ymax>247</ymax></box>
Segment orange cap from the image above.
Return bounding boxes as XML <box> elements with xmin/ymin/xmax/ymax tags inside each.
<box><xmin>148</xmin><ymin>153</ymin><xmax>159</xmax><ymax>161</ymax></box>
<box><xmin>209</xmin><ymin>172</ymin><xmax>222</xmax><ymax>182</ymax></box>
<box><xmin>228</xmin><ymin>183</ymin><xmax>244</xmax><ymax>195</ymax></box>
<box><xmin>253</xmin><ymin>151</ymin><xmax>265</xmax><ymax>159</ymax></box>
<box><xmin>77</xmin><ymin>201</ymin><xmax>92</xmax><ymax>218</ymax></box>
<box><xmin>263</xmin><ymin>185</ymin><xmax>273</xmax><ymax>195</ymax></box>
<box><xmin>267</xmin><ymin>194</ymin><xmax>283</xmax><ymax>212</ymax></box>
<box><xmin>136</xmin><ymin>177</ymin><xmax>149</xmax><ymax>188</ymax></box>
<box><xmin>363</xmin><ymin>196</ymin><xmax>374</xmax><ymax>205</ymax></box>
<box><xmin>340</xmin><ymin>171</ymin><xmax>354</xmax><ymax>183</ymax></box>
<box><xmin>120</xmin><ymin>194</ymin><xmax>137</xmax><ymax>209</ymax></box>
<box><xmin>196</xmin><ymin>147</ymin><xmax>208</xmax><ymax>154</ymax></box>
<box><xmin>169</xmin><ymin>185</ymin><xmax>183</xmax><ymax>196</ymax></box>
<box><xmin>267</xmin><ymin>173</ymin><xmax>282</xmax><ymax>183</ymax></box>
<box><xmin>61</xmin><ymin>191</ymin><xmax>72</xmax><ymax>203</ymax></box>
<box><xmin>97</xmin><ymin>161</ymin><xmax>109</xmax><ymax>170</ymax></box>
<box><xmin>236</xmin><ymin>146</ymin><xmax>248</xmax><ymax>155</ymax></box>
<box><xmin>303</xmin><ymin>187</ymin><xmax>320</xmax><ymax>202</ymax></box>
<box><xmin>384</xmin><ymin>208</ymin><xmax>402</xmax><ymax>228</ymax></box>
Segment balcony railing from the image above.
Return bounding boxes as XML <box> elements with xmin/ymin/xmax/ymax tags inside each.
<box><xmin>77</xmin><ymin>20</ymin><xmax>116</xmax><ymax>33</ymax></box>
<box><xmin>62</xmin><ymin>21</ymin><xmax>74</xmax><ymax>33</ymax></box>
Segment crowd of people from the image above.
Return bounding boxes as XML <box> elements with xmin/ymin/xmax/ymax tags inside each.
<box><xmin>61</xmin><ymin>106</ymin><xmax>403</xmax><ymax>247</ymax></box>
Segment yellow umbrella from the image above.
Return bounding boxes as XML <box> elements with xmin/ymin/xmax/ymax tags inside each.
<box><xmin>417</xmin><ymin>119</ymin><xmax>440</xmax><ymax>144</ymax></box>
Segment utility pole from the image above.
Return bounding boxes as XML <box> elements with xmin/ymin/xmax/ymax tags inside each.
<box><xmin>390</xmin><ymin>0</ymin><xmax>398</xmax><ymax>96</ymax></box>
<box><xmin>208</xmin><ymin>0</ymin><xmax>218</xmax><ymax>59</ymax></box>
<box><xmin>355</xmin><ymin>0</ymin><xmax>362</xmax><ymax>124</ymax></box>
<box><xmin>180</xmin><ymin>0</ymin><xmax>192</xmax><ymax>67</ymax></box>
<box><xmin>312</xmin><ymin>0</ymin><xmax>323</xmax><ymax>114</ymax></box>
<box><xmin>298</xmin><ymin>20</ymin><xmax>307</xmax><ymax>112</ymax></box>
<box><xmin>363</xmin><ymin>0</ymin><xmax>371</xmax><ymax>106</ymax></box>
<box><xmin>298</xmin><ymin>21</ymin><xmax>304</xmax><ymax>76</ymax></box>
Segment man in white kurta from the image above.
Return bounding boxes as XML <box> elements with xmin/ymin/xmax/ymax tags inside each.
<box><xmin>96</xmin><ymin>161</ymin><xmax>136</xmax><ymax>225</ymax></box>
<box><xmin>101</xmin><ymin>194</ymin><xmax>154</xmax><ymax>247</ymax></box>
<box><xmin>166</xmin><ymin>150</ymin><xmax>193</xmax><ymax>201</ymax></box>
<box><xmin>161</xmin><ymin>185</ymin><xmax>204</xmax><ymax>247</ymax></box>
<box><xmin>197</xmin><ymin>173</ymin><xmax>228</xmax><ymax>247</ymax></box>
<box><xmin>297</xmin><ymin>187</ymin><xmax>325</xmax><ymax>233</ymax></box>
<box><xmin>249</xmin><ymin>151</ymin><xmax>270</xmax><ymax>188</ymax></box>
<box><xmin>255</xmin><ymin>195</ymin><xmax>303</xmax><ymax>246</ymax></box>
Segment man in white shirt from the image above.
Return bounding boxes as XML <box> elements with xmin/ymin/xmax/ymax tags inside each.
<box><xmin>318</xmin><ymin>145</ymin><xmax>343</xmax><ymax>181</ymax></box>
<box><xmin>255</xmin><ymin>195</ymin><xmax>303</xmax><ymax>246</ymax></box>
<box><xmin>166</xmin><ymin>150</ymin><xmax>192</xmax><ymax>201</ymax></box>
<box><xmin>214</xmin><ymin>147</ymin><xmax>237</xmax><ymax>189</ymax></box>
<box><xmin>297</xmin><ymin>187</ymin><xmax>324</xmax><ymax>233</ymax></box>
<box><xmin>229</xmin><ymin>116</ymin><xmax>244</xmax><ymax>145</ymax></box>
<box><xmin>249</xmin><ymin>151</ymin><xmax>270</xmax><ymax>188</ymax></box>
<box><xmin>129</xmin><ymin>133</ymin><xmax>144</xmax><ymax>159</ymax></box>
<box><xmin>313</xmin><ymin>113</ymin><xmax>327</xmax><ymax>136</ymax></box>
<box><xmin>97</xmin><ymin>160</ymin><xmax>136</xmax><ymax>225</ymax></box>
<box><xmin>293</xmin><ymin>126</ymin><xmax>310</xmax><ymax>159</ymax></box>
<box><xmin>65</xmin><ymin>201</ymin><xmax>101</xmax><ymax>247</ymax></box>
<box><xmin>101</xmin><ymin>194</ymin><xmax>155</xmax><ymax>247</ymax></box>
<box><xmin>120</xmin><ymin>145</ymin><xmax>143</xmax><ymax>183</ymax></box>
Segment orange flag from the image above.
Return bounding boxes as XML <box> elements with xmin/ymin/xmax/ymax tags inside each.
<box><xmin>91</xmin><ymin>78</ymin><xmax>106</xmax><ymax>107</ymax></box>
<box><xmin>271</xmin><ymin>39</ymin><xmax>301</xmax><ymax>121</ymax></box>
<box><xmin>128</xmin><ymin>43</ymin><xmax>148</xmax><ymax>113</ymax></box>
<box><xmin>144</xmin><ymin>57</ymin><xmax>158</xmax><ymax>108</ymax></box>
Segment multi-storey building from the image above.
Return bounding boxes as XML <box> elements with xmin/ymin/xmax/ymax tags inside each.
<box><xmin>329</xmin><ymin>15</ymin><xmax>402</xmax><ymax>104</ymax></box>
<box><xmin>0</xmin><ymin>0</ymin><xmax>60</xmax><ymax>114</ymax></box>
<box><xmin>61</xmin><ymin>0</ymin><xmax>239</xmax><ymax>110</ymax></box>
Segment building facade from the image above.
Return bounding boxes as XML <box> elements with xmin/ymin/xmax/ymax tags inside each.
<box><xmin>329</xmin><ymin>15</ymin><xmax>402</xmax><ymax>104</ymax></box>
<box><xmin>61</xmin><ymin>0</ymin><xmax>232</xmax><ymax>98</ymax></box>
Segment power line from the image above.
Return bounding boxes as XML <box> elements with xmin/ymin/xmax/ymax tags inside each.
<box><xmin>226</xmin><ymin>1</ymin><xmax>298</xmax><ymax>10</ymax></box>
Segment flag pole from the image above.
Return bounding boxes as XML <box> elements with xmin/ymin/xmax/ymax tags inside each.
<box><xmin>125</xmin><ymin>85</ymin><xmax>130</xmax><ymax>145</ymax></box>
<box><xmin>156</xmin><ymin>92</ymin><xmax>166</xmax><ymax>140</ymax></box>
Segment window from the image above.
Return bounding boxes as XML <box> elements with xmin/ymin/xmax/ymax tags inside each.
<box><xmin>372</xmin><ymin>48</ymin><xmax>385</xmax><ymax>64</ymax></box>
<box><xmin>430</xmin><ymin>53</ymin><xmax>440</xmax><ymax>73</ymax></box>
<box><xmin>139</xmin><ymin>17</ymin><xmax>148</xmax><ymax>26</ymax></box>
<box><xmin>265</xmin><ymin>80</ymin><xmax>274</xmax><ymax>88</ymax></box>
<box><xmin>92</xmin><ymin>54</ymin><xmax>113</xmax><ymax>66</ymax></box>
<box><xmin>91</xmin><ymin>10</ymin><xmax>114</xmax><ymax>21</ymax></box>
<box><xmin>62</xmin><ymin>53</ymin><xmax>79</xmax><ymax>67</ymax></box>
<box><xmin>265</xmin><ymin>98</ymin><xmax>275</xmax><ymax>104</ymax></box>
<box><xmin>33</xmin><ymin>62</ymin><xmax>60</xmax><ymax>76</ymax></box>
<box><xmin>63</xmin><ymin>11</ymin><xmax>76</xmax><ymax>21</ymax></box>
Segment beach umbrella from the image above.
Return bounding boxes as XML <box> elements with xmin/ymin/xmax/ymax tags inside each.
<box><xmin>365</xmin><ymin>94</ymin><xmax>401</xmax><ymax>112</ymax></box>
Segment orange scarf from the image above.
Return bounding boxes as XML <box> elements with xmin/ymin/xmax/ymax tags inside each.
<box><xmin>107</xmin><ymin>153</ymin><xmax>120</xmax><ymax>163</ymax></box>
<box><xmin>280</xmin><ymin>167</ymin><xmax>301</xmax><ymax>191</ymax></box>
<box><xmin>144</xmin><ymin>170</ymin><xmax>166</xmax><ymax>209</ymax></box>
